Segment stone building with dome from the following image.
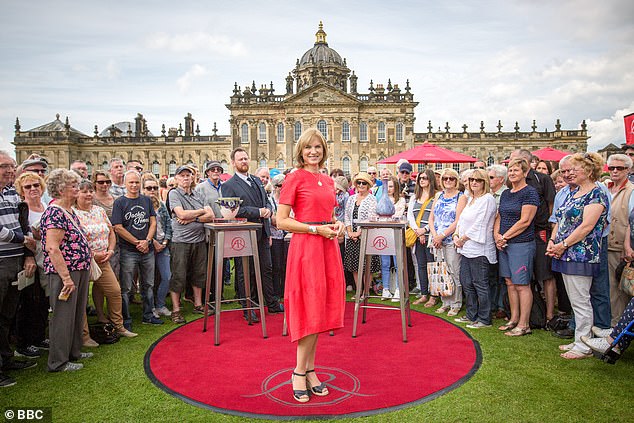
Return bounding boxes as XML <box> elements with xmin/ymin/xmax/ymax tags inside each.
<box><xmin>13</xmin><ymin>22</ymin><xmax>588</xmax><ymax>176</ymax></box>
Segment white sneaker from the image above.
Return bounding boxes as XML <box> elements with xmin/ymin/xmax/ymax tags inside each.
<box><xmin>152</xmin><ymin>308</ymin><xmax>160</xmax><ymax>319</ymax></box>
<box><xmin>466</xmin><ymin>322</ymin><xmax>492</xmax><ymax>329</ymax></box>
<box><xmin>381</xmin><ymin>289</ymin><xmax>392</xmax><ymax>301</ymax></box>
<box><xmin>454</xmin><ymin>316</ymin><xmax>472</xmax><ymax>323</ymax></box>
<box><xmin>118</xmin><ymin>329</ymin><xmax>138</xmax><ymax>338</ymax></box>
<box><xmin>61</xmin><ymin>362</ymin><xmax>83</xmax><ymax>372</ymax></box>
<box><xmin>591</xmin><ymin>326</ymin><xmax>612</xmax><ymax>338</ymax></box>
<box><xmin>391</xmin><ymin>290</ymin><xmax>401</xmax><ymax>302</ymax></box>
<box><xmin>581</xmin><ymin>336</ymin><xmax>618</xmax><ymax>354</ymax></box>
<box><xmin>156</xmin><ymin>306</ymin><xmax>172</xmax><ymax>317</ymax></box>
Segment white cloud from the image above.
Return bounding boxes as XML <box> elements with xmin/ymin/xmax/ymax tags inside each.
<box><xmin>106</xmin><ymin>59</ymin><xmax>120</xmax><ymax>80</ymax></box>
<box><xmin>176</xmin><ymin>64</ymin><xmax>207</xmax><ymax>94</ymax></box>
<box><xmin>586</xmin><ymin>101</ymin><xmax>634</xmax><ymax>151</ymax></box>
<box><xmin>146</xmin><ymin>32</ymin><xmax>247</xmax><ymax>57</ymax></box>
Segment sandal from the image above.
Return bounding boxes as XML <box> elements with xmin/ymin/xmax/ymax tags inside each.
<box><xmin>560</xmin><ymin>350</ymin><xmax>592</xmax><ymax>360</ymax></box>
<box><xmin>413</xmin><ymin>295</ymin><xmax>428</xmax><ymax>305</ymax></box>
<box><xmin>558</xmin><ymin>343</ymin><xmax>574</xmax><ymax>351</ymax></box>
<box><xmin>424</xmin><ymin>297</ymin><xmax>438</xmax><ymax>308</ymax></box>
<box><xmin>306</xmin><ymin>369</ymin><xmax>329</xmax><ymax>396</ymax></box>
<box><xmin>498</xmin><ymin>321</ymin><xmax>518</xmax><ymax>331</ymax></box>
<box><xmin>435</xmin><ymin>305</ymin><xmax>450</xmax><ymax>314</ymax></box>
<box><xmin>291</xmin><ymin>372</ymin><xmax>310</xmax><ymax>403</ymax></box>
<box><xmin>505</xmin><ymin>326</ymin><xmax>532</xmax><ymax>337</ymax></box>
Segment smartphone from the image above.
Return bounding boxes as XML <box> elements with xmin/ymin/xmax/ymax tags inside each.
<box><xmin>58</xmin><ymin>290</ymin><xmax>70</xmax><ymax>301</ymax></box>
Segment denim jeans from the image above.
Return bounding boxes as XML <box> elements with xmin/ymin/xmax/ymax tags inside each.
<box><xmin>119</xmin><ymin>248</ymin><xmax>155</xmax><ymax>326</ymax></box>
<box><xmin>154</xmin><ymin>247</ymin><xmax>171</xmax><ymax>310</ymax></box>
<box><xmin>460</xmin><ymin>255</ymin><xmax>491</xmax><ymax>325</ymax></box>
<box><xmin>591</xmin><ymin>237</ymin><xmax>611</xmax><ymax>329</ymax></box>
<box><xmin>414</xmin><ymin>243</ymin><xmax>433</xmax><ymax>296</ymax></box>
<box><xmin>380</xmin><ymin>255</ymin><xmax>398</xmax><ymax>292</ymax></box>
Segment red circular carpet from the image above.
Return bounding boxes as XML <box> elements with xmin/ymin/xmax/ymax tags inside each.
<box><xmin>144</xmin><ymin>303</ymin><xmax>481</xmax><ymax>419</ymax></box>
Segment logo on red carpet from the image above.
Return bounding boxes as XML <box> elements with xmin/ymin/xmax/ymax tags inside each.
<box><xmin>243</xmin><ymin>366</ymin><xmax>373</xmax><ymax>406</ymax></box>
<box><xmin>231</xmin><ymin>237</ymin><xmax>246</xmax><ymax>251</ymax></box>
<box><xmin>372</xmin><ymin>236</ymin><xmax>388</xmax><ymax>250</ymax></box>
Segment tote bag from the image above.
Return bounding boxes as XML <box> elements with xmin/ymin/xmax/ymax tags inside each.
<box><xmin>427</xmin><ymin>248</ymin><xmax>454</xmax><ymax>297</ymax></box>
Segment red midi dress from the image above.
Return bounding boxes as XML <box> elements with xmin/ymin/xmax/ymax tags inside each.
<box><xmin>279</xmin><ymin>169</ymin><xmax>346</xmax><ymax>342</ymax></box>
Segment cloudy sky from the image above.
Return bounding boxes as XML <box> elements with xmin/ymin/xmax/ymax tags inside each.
<box><xmin>1</xmin><ymin>0</ymin><xmax>633</xmax><ymax>157</ymax></box>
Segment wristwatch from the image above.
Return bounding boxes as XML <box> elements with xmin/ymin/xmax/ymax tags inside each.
<box><xmin>308</xmin><ymin>225</ymin><xmax>317</xmax><ymax>234</ymax></box>
<box><xmin>562</xmin><ymin>240</ymin><xmax>569</xmax><ymax>248</ymax></box>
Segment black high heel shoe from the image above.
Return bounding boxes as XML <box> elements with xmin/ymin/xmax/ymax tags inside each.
<box><xmin>291</xmin><ymin>371</ymin><xmax>310</xmax><ymax>403</ymax></box>
<box><xmin>306</xmin><ymin>369</ymin><xmax>329</xmax><ymax>396</ymax></box>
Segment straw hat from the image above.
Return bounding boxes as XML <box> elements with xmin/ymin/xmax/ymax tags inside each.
<box><xmin>334</xmin><ymin>176</ymin><xmax>349</xmax><ymax>192</ymax></box>
<box><xmin>352</xmin><ymin>172</ymin><xmax>373</xmax><ymax>187</ymax></box>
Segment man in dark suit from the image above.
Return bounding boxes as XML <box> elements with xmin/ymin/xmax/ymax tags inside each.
<box><xmin>221</xmin><ymin>148</ymin><xmax>283</xmax><ymax>319</ymax></box>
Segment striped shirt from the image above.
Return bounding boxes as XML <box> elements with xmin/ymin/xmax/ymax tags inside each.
<box><xmin>0</xmin><ymin>184</ymin><xmax>25</xmax><ymax>258</ymax></box>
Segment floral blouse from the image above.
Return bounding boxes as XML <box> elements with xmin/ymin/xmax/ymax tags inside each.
<box><xmin>432</xmin><ymin>191</ymin><xmax>463</xmax><ymax>245</ymax></box>
<box><xmin>41</xmin><ymin>205</ymin><xmax>92</xmax><ymax>274</ymax></box>
<box><xmin>554</xmin><ymin>186</ymin><xmax>608</xmax><ymax>264</ymax></box>
<box><xmin>73</xmin><ymin>205</ymin><xmax>111</xmax><ymax>253</ymax></box>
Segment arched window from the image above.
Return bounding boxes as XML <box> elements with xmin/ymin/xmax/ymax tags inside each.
<box><xmin>294</xmin><ymin>121</ymin><xmax>302</xmax><ymax>141</ymax></box>
<box><xmin>359</xmin><ymin>157</ymin><xmax>368</xmax><ymax>172</ymax></box>
<box><xmin>342</xmin><ymin>157</ymin><xmax>351</xmax><ymax>176</ymax></box>
<box><xmin>342</xmin><ymin>121</ymin><xmax>350</xmax><ymax>142</ymax></box>
<box><xmin>378</xmin><ymin>122</ymin><xmax>386</xmax><ymax>142</ymax></box>
<box><xmin>168</xmin><ymin>160</ymin><xmax>177</xmax><ymax>177</ymax></box>
<box><xmin>86</xmin><ymin>161</ymin><xmax>93</xmax><ymax>177</ymax></box>
<box><xmin>277</xmin><ymin>159</ymin><xmax>285</xmax><ymax>170</ymax></box>
<box><xmin>102</xmin><ymin>160</ymin><xmax>109</xmax><ymax>170</ymax></box>
<box><xmin>276</xmin><ymin>122</ymin><xmax>284</xmax><ymax>143</ymax></box>
<box><xmin>317</xmin><ymin>119</ymin><xmax>328</xmax><ymax>140</ymax></box>
<box><xmin>152</xmin><ymin>160</ymin><xmax>160</xmax><ymax>177</ymax></box>
<box><xmin>258</xmin><ymin>122</ymin><xmax>267</xmax><ymax>142</ymax></box>
<box><xmin>396</xmin><ymin>122</ymin><xmax>404</xmax><ymax>141</ymax></box>
<box><xmin>259</xmin><ymin>158</ymin><xmax>267</xmax><ymax>168</ymax></box>
<box><xmin>359</xmin><ymin>122</ymin><xmax>368</xmax><ymax>142</ymax></box>
<box><xmin>241</xmin><ymin>123</ymin><xmax>249</xmax><ymax>144</ymax></box>
<box><xmin>487</xmin><ymin>155</ymin><xmax>495</xmax><ymax>166</ymax></box>
<box><xmin>220</xmin><ymin>160</ymin><xmax>228</xmax><ymax>173</ymax></box>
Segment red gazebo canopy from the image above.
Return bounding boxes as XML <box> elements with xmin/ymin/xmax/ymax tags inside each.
<box><xmin>378</xmin><ymin>142</ymin><xmax>477</xmax><ymax>164</ymax></box>
<box><xmin>532</xmin><ymin>147</ymin><xmax>570</xmax><ymax>162</ymax></box>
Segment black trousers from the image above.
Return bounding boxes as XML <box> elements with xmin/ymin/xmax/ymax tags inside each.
<box><xmin>271</xmin><ymin>238</ymin><xmax>288</xmax><ymax>299</ymax></box>
<box><xmin>15</xmin><ymin>271</ymin><xmax>48</xmax><ymax>348</ymax></box>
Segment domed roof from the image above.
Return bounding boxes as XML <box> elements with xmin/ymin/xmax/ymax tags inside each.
<box><xmin>298</xmin><ymin>22</ymin><xmax>344</xmax><ymax>67</ymax></box>
<box><xmin>99</xmin><ymin>121</ymin><xmax>153</xmax><ymax>137</ymax></box>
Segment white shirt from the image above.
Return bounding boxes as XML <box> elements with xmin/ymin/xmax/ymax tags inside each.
<box><xmin>455</xmin><ymin>193</ymin><xmax>497</xmax><ymax>263</ymax></box>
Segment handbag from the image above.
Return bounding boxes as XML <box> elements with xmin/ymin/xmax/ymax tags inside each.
<box><xmin>619</xmin><ymin>261</ymin><xmax>634</xmax><ymax>296</ymax></box>
<box><xmin>89</xmin><ymin>322</ymin><xmax>120</xmax><ymax>344</ymax></box>
<box><xmin>427</xmin><ymin>248</ymin><xmax>454</xmax><ymax>297</ymax></box>
<box><xmin>405</xmin><ymin>198</ymin><xmax>431</xmax><ymax>248</ymax></box>
<box><xmin>90</xmin><ymin>257</ymin><xmax>103</xmax><ymax>281</ymax></box>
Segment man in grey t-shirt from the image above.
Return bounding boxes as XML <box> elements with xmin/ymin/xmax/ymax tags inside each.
<box><xmin>167</xmin><ymin>165</ymin><xmax>214</xmax><ymax>324</ymax></box>
<box><xmin>195</xmin><ymin>160</ymin><xmax>223</xmax><ymax>218</ymax></box>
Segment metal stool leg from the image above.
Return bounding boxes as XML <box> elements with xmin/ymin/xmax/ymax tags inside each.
<box><xmin>203</xmin><ymin>232</ymin><xmax>215</xmax><ymax>333</ymax></box>
<box><xmin>395</xmin><ymin>229</ymin><xmax>408</xmax><ymax>342</ymax></box>
<box><xmin>250</xmin><ymin>231</ymin><xmax>268</xmax><ymax>339</ymax></box>
<box><xmin>214</xmin><ymin>232</ymin><xmax>225</xmax><ymax>345</ymax></box>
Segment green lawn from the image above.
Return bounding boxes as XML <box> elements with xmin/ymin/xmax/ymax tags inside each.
<box><xmin>2</xmin><ymin>290</ymin><xmax>633</xmax><ymax>423</ymax></box>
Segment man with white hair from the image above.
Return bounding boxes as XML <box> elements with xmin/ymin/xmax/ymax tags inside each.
<box><xmin>109</xmin><ymin>158</ymin><xmax>126</xmax><ymax>198</ymax></box>
<box><xmin>488</xmin><ymin>164</ymin><xmax>507</xmax><ymax>207</ymax></box>
<box><xmin>70</xmin><ymin>160</ymin><xmax>88</xmax><ymax>179</ymax></box>
<box><xmin>606</xmin><ymin>153</ymin><xmax>634</xmax><ymax>326</ymax></box>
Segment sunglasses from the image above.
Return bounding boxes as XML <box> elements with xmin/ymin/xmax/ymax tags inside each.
<box><xmin>144</xmin><ymin>186</ymin><xmax>159</xmax><ymax>191</ymax></box>
<box><xmin>275</xmin><ymin>184</ymin><xmax>283</xmax><ymax>188</ymax></box>
<box><xmin>356</xmin><ymin>181</ymin><xmax>369</xmax><ymax>186</ymax></box>
<box><xmin>208</xmin><ymin>167</ymin><xmax>223</xmax><ymax>173</ymax></box>
<box><xmin>419</xmin><ymin>176</ymin><xmax>429</xmax><ymax>181</ymax></box>
<box><xmin>626</xmin><ymin>152</ymin><xmax>634</xmax><ymax>157</ymax></box>
<box><xmin>23</xmin><ymin>183</ymin><xmax>41</xmax><ymax>190</ymax></box>
<box><xmin>95</xmin><ymin>180</ymin><xmax>112</xmax><ymax>185</ymax></box>
<box><xmin>134</xmin><ymin>166</ymin><xmax>143</xmax><ymax>171</ymax></box>
<box><xmin>442</xmin><ymin>177</ymin><xmax>457</xmax><ymax>182</ymax></box>
<box><xmin>27</xmin><ymin>168</ymin><xmax>47</xmax><ymax>174</ymax></box>
<box><xmin>400</xmin><ymin>170</ymin><xmax>411</xmax><ymax>174</ymax></box>
<box><xmin>608</xmin><ymin>166</ymin><xmax>627</xmax><ymax>171</ymax></box>
<box><xmin>468</xmin><ymin>178</ymin><xmax>485</xmax><ymax>183</ymax></box>
<box><xmin>168</xmin><ymin>184</ymin><xmax>175</xmax><ymax>188</ymax></box>
<box><xmin>368</xmin><ymin>172</ymin><xmax>377</xmax><ymax>175</ymax></box>
<box><xmin>489</xmin><ymin>176</ymin><xmax>496</xmax><ymax>179</ymax></box>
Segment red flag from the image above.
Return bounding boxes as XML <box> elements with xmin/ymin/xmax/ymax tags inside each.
<box><xmin>625</xmin><ymin>113</ymin><xmax>634</xmax><ymax>145</ymax></box>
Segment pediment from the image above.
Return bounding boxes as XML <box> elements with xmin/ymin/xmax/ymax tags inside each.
<box><xmin>284</xmin><ymin>83</ymin><xmax>361</xmax><ymax>106</ymax></box>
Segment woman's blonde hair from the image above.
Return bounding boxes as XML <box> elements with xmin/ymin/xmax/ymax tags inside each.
<box><xmin>141</xmin><ymin>173</ymin><xmax>161</xmax><ymax>209</ymax></box>
<box><xmin>507</xmin><ymin>158</ymin><xmax>530</xmax><ymax>173</ymax></box>
<box><xmin>294</xmin><ymin>128</ymin><xmax>328</xmax><ymax>169</ymax></box>
<box><xmin>468</xmin><ymin>168</ymin><xmax>490</xmax><ymax>197</ymax></box>
<box><xmin>570</xmin><ymin>152</ymin><xmax>603</xmax><ymax>182</ymax></box>
<box><xmin>14</xmin><ymin>172</ymin><xmax>45</xmax><ymax>198</ymax></box>
<box><xmin>440</xmin><ymin>168</ymin><xmax>459</xmax><ymax>190</ymax></box>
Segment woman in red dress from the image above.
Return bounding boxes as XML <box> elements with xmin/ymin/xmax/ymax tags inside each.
<box><xmin>277</xmin><ymin>128</ymin><xmax>346</xmax><ymax>403</ymax></box>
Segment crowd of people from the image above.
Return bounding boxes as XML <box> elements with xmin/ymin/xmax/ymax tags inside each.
<box><xmin>1</xmin><ymin>141</ymin><xmax>634</xmax><ymax>391</ymax></box>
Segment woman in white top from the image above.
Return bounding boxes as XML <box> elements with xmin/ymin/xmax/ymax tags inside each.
<box><xmin>453</xmin><ymin>169</ymin><xmax>497</xmax><ymax>328</ymax></box>
<box><xmin>380</xmin><ymin>176</ymin><xmax>406</xmax><ymax>301</ymax></box>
